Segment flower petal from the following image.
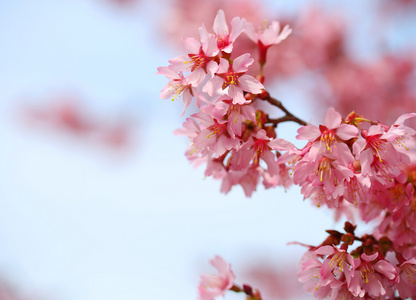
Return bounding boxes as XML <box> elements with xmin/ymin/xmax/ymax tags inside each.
<box><xmin>238</xmin><ymin>75</ymin><xmax>263</xmax><ymax>94</ymax></box>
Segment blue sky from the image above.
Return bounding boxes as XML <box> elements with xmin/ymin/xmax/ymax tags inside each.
<box><xmin>0</xmin><ymin>1</ymin><xmax>414</xmax><ymax>300</ymax></box>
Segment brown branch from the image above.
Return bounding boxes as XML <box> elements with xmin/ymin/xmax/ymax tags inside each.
<box><xmin>261</xmin><ymin>94</ymin><xmax>307</xmax><ymax>126</ymax></box>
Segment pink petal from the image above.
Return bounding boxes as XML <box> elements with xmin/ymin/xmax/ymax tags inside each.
<box><xmin>359</xmin><ymin>148</ymin><xmax>374</xmax><ymax>176</ymax></box>
<box><xmin>198</xmin><ymin>24</ymin><xmax>210</xmax><ymax>44</ymax></box>
<box><xmin>222</xmin><ymin>44</ymin><xmax>233</xmax><ymax>54</ymax></box>
<box><xmin>217</xmin><ymin>58</ymin><xmax>229</xmax><ymax>74</ymax></box>
<box><xmin>361</xmin><ymin>252</ymin><xmax>378</xmax><ymax>262</ymax></box>
<box><xmin>314</xmin><ymin>245</ymin><xmax>336</xmax><ymax>256</ymax></box>
<box><xmin>183</xmin><ymin>37</ymin><xmax>201</xmax><ymax>53</ymax></box>
<box><xmin>159</xmin><ymin>83</ymin><xmax>173</xmax><ymax>99</ymax></box>
<box><xmin>367</xmin><ymin>124</ymin><xmax>384</xmax><ymax>136</ymax></box>
<box><xmin>232</xmin><ymin>53</ymin><xmax>254</xmax><ymax>72</ymax></box>
<box><xmin>260</xmin><ymin>21</ymin><xmax>280</xmax><ymax>46</ymax></box>
<box><xmin>203</xmin><ymin>34</ymin><xmax>219</xmax><ymax>56</ymax></box>
<box><xmin>213</xmin><ymin>9</ymin><xmax>228</xmax><ymax>36</ymax></box>
<box><xmin>352</xmin><ymin>138</ymin><xmax>366</xmax><ymax>157</ymax></box>
<box><xmin>187</xmin><ymin>69</ymin><xmax>206</xmax><ymax>87</ymax></box>
<box><xmin>202</xmin><ymin>76</ymin><xmax>223</xmax><ymax>96</ymax></box>
<box><xmin>168</xmin><ymin>55</ymin><xmax>188</xmax><ymax>72</ymax></box>
<box><xmin>206</xmin><ymin>61</ymin><xmax>219</xmax><ymax>77</ymax></box>
<box><xmin>229</xmin><ymin>86</ymin><xmax>249</xmax><ymax>105</ymax></box>
<box><xmin>156</xmin><ymin>66</ymin><xmax>179</xmax><ymax>80</ymax></box>
<box><xmin>268</xmin><ymin>138</ymin><xmax>295</xmax><ymax>151</ymax></box>
<box><xmin>324</xmin><ymin>107</ymin><xmax>342</xmax><ymax>129</ymax></box>
<box><xmin>333</xmin><ymin>142</ymin><xmax>354</xmax><ymax>165</ymax></box>
<box><xmin>336</xmin><ymin>124</ymin><xmax>359</xmax><ymax>140</ymax></box>
<box><xmin>244</xmin><ymin>22</ymin><xmax>258</xmax><ymax>43</ymax></box>
<box><xmin>255</xmin><ymin>129</ymin><xmax>270</xmax><ymax>140</ymax></box>
<box><xmin>238</xmin><ymin>75</ymin><xmax>263</xmax><ymax>94</ymax></box>
<box><xmin>373</xmin><ymin>261</ymin><xmax>397</xmax><ymax>280</ymax></box>
<box><xmin>276</xmin><ymin>24</ymin><xmax>292</xmax><ymax>43</ymax></box>
<box><xmin>180</xmin><ymin>89</ymin><xmax>193</xmax><ymax>117</ymax></box>
<box><xmin>296</xmin><ymin>125</ymin><xmax>320</xmax><ymax>141</ymax></box>
<box><xmin>229</xmin><ymin>16</ymin><xmax>246</xmax><ymax>42</ymax></box>
<box><xmin>394</xmin><ymin>112</ymin><xmax>416</xmax><ymax>126</ymax></box>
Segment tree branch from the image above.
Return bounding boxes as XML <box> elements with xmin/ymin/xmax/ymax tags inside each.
<box><xmin>261</xmin><ymin>94</ymin><xmax>308</xmax><ymax>126</ymax></box>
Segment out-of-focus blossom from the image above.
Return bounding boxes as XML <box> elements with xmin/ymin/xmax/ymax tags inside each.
<box><xmin>242</xmin><ymin>259</ymin><xmax>303</xmax><ymax>299</ymax></box>
<box><xmin>321</xmin><ymin>56</ymin><xmax>416</xmax><ymax>125</ymax></box>
<box><xmin>19</xmin><ymin>96</ymin><xmax>135</xmax><ymax>153</ymax></box>
<box><xmin>161</xmin><ymin>0</ymin><xmax>270</xmax><ymax>47</ymax></box>
<box><xmin>198</xmin><ymin>256</ymin><xmax>235</xmax><ymax>300</ymax></box>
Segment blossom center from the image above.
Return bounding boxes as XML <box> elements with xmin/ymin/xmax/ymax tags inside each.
<box><xmin>169</xmin><ymin>80</ymin><xmax>186</xmax><ymax>101</ymax></box>
<box><xmin>317</xmin><ymin>157</ymin><xmax>332</xmax><ymax>182</ymax></box>
<box><xmin>222</xmin><ymin>71</ymin><xmax>240</xmax><ymax>90</ymax></box>
<box><xmin>253</xmin><ymin>139</ymin><xmax>270</xmax><ymax>164</ymax></box>
<box><xmin>366</xmin><ymin>135</ymin><xmax>386</xmax><ymax>162</ymax></box>
<box><xmin>345</xmin><ymin>176</ymin><xmax>363</xmax><ymax>205</ymax></box>
<box><xmin>187</xmin><ymin>52</ymin><xmax>208</xmax><ymax>72</ymax></box>
<box><xmin>206</xmin><ymin>123</ymin><xmax>226</xmax><ymax>139</ymax></box>
<box><xmin>402</xmin><ymin>263</ymin><xmax>416</xmax><ymax>285</ymax></box>
<box><xmin>320</xmin><ymin>129</ymin><xmax>336</xmax><ymax>152</ymax></box>
<box><xmin>329</xmin><ymin>252</ymin><xmax>346</xmax><ymax>273</ymax></box>
<box><xmin>216</xmin><ymin>33</ymin><xmax>230</xmax><ymax>50</ymax></box>
<box><xmin>361</xmin><ymin>264</ymin><xmax>375</xmax><ymax>284</ymax></box>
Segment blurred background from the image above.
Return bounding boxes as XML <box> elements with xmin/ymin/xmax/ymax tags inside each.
<box><xmin>0</xmin><ymin>0</ymin><xmax>415</xmax><ymax>299</ymax></box>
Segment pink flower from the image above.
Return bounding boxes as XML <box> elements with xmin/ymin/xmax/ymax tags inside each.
<box><xmin>293</xmin><ymin>149</ymin><xmax>356</xmax><ymax>208</ymax></box>
<box><xmin>245</xmin><ymin>20</ymin><xmax>292</xmax><ymax>64</ymax></box>
<box><xmin>157</xmin><ymin>67</ymin><xmax>200</xmax><ymax>116</ymax></box>
<box><xmin>296</xmin><ymin>107</ymin><xmax>358</xmax><ymax>161</ymax></box>
<box><xmin>396</xmin><ymin>257</ymin><xmax>416</xmax><ymax>299</ymax></box>
<box><xmin>211</xmin><ymin>9</ymin><xmax>246</xmax><ymax>53</ymax></box>
<box><xmin>315</xmin><ymin>245</ymin><xmax>355</xmax><ymax>285</ymax></box>
<box><xmin>340</xmin><ymin>170</ymin><xmax>370</xmax><ymax>206</ymax></box>
<box><xmin>203</xmin><ymin>53</ymin><xmax>264</xmax><ymax>104</ymax></box>
<box><xmin>297</xmin><ymin>250</ymin><xmax>332</xmax><ymax>299</ymax></box>
<box><xmin>192</xmin><ymin>111</ymin><xmax>241</xmax><ymax>158</ymax></box>
<box><xmin>237</xmin><ymin>130</ymin><xmax>278</xmax><ymax>175</ymax></box>
<box><xmin>236</xmin><ymin>164</ymin><xmax>262</xmax><ymax>197</ymax></box>
<box><xmin>168</xmin><ymin>33</ymin><xmax>219</xmax><ymax>87</ymax></box>
<box><xmin>382</xmin><ymin>112</ymin><xmax>416</xmax><ymax>160</ymax></box>
<box><xmin>198</xmin><ymin>256</ymin><xmax>235</xmax><ymax>300</ymax></box>
<box><xmin>245</xmin><ymin>21</ymin><xmax>292</xmax><ymax>47</ymax></box>
<box><xmin>211</xmin><ymin>95</ymin><xmax>256</xmax><ymax>137</ymax></box>
<box><xmin>353</xmin><ymin>122</ymin><xmax>412</xmax><ymax>185</ymax></box>
<box><xmin>348</xmin><ymin>253</ymin><xmax>398</xmax><ymax>298</ymax></box>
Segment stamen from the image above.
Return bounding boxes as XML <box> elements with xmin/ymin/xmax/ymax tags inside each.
<box><xmin>320</xmin><ymin>130</ymin><xmax>336</xmax><ymax>152</ymax></box>
<box><xmin>402</xmin><ymin>263</ymin><xmax>416</xmax><ymax>285</ymax></box>
<box><xmin>168</xmin><ymin>81</ymin><xmax>185</xmax><ymax>101</ymax></box>
<box><xmin>206</xmin><ymin>124</ymin><xmax>225</xmax><ymax>139</ymax></box>
<box><xmin>361</xmin><ymin>264</ymin><xmax>375</xmax><ymax>284</ymax></box>
<box><xmin>329</xmin><ymin>252</ymin><xmax>346</xmax><ymax>272</ymax></box>
<box><xmin>395</xmin><ymin>134</ymin><xmax>409</xmax><ymax>151</ymax></box>
<box><xmin>216</xmin><ymin>29</ymin><xmax>230</xmax><ymax>49</ymax></box>
<box><xmin>316</xmin><ymin>157</ymin><xmax>332</xmax><ymax>182</ymax></box>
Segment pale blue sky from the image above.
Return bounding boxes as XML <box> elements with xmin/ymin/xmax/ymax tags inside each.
<box><xmin>0</xmin><ymin>1</ymin><xmax>414</xmax><ymax>300</ymax></box>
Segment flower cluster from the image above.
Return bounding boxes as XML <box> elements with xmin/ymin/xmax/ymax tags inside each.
<box><xmin>158</xmin><ymin>9</ymin><xmax>293</xmax><ymax>196</ymax></box>
<box><xmin>158</xmin><ymin>8</ymin><xmax>416</xmax><ymax>300</ymax></box>
<box><xmin>297</xmin><ymin>222</ymin><xmax>416</xmax><ymax>299</ymax></box>
<box><xmin>292</xmin><ymin>109</ymin><xmax>415</xmax><ymax>211</ymax></box>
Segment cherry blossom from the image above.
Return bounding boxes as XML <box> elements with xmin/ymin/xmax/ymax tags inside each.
<box><xmin>157</xmin><ymin>67</ymin><xmax>200</xmax><ymax>116</ymax></box>
<box><xmin>202</xmin><ymin>53</ymin><xmax>264</xmax><ymax>104</ymax></box>
<box><xmin>212</xmin><ymin>9</ymin><xmax>246</xmax><ymax>53</ymax></box>
<box><xmin>198</xmin><ymin>256</ymin><xmax>235</xmax><ymax>300</ymax></box>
